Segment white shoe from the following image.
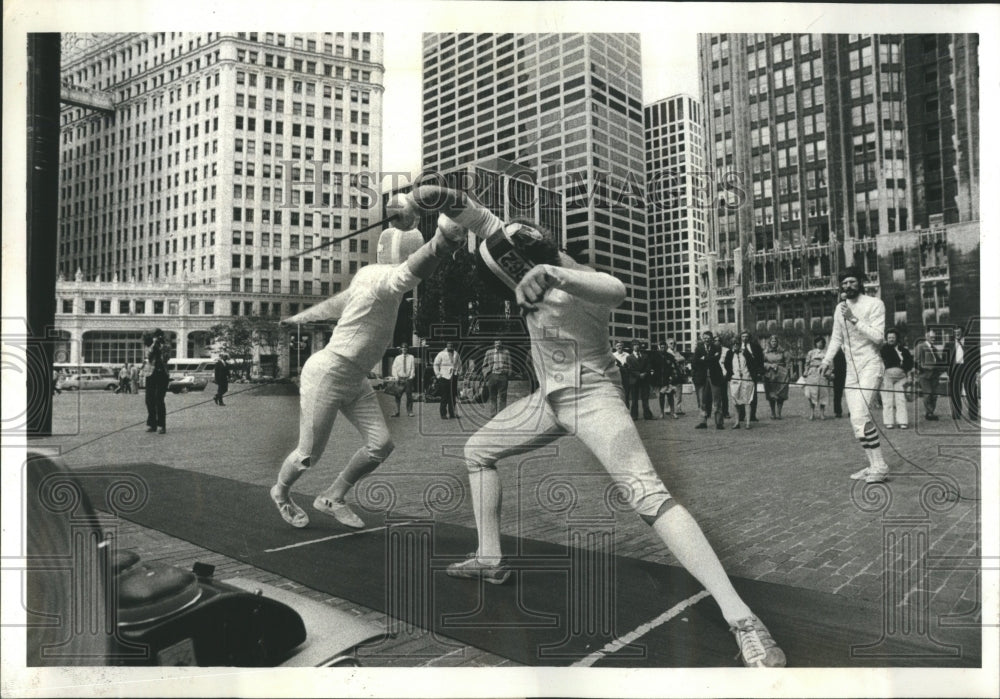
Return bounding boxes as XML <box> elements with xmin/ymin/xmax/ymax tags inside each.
<box><xmin>865</xmin><ymin>469</ymin><xmax>888</xmax><ymax>484</ymax></box>
<box><xmin>313</xmin><ymin>496</ymin><xmax>365</xmax><ymax>529</ymax></box>
<box><xmin>849</xmin><ymin>467</ymin><xmax>870</xmax><ymax>480</ymax></box>
<box><xmin>270</xmin><ymin>485</ymin><xmax>309</xmax><ymax>528</ymax></box>
<box><xmin>731</xmin><ymin>615</ymin><xmax>787</xmax><ymax>668</ymax></box>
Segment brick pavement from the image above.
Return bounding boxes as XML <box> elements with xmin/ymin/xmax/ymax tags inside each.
<box><xmin>35</xmin><ymin>382</ymin><xmax>984</xmax><ymax>666</ymax></box>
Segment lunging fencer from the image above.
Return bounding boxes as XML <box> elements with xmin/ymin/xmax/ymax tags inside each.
<box><xmin>818</xmin><ymin>267</ymin><xmax>889</xmax><ymax>483</ymax></box>
<box><xmin>270</xmin><ymin>206</ymin><xmax>468</xmax><ymax>529</ymax></box>
<box><xmin>401</xmin><ymin>184</ymin><xmax>786</xmax><ymax>668</ymax></box>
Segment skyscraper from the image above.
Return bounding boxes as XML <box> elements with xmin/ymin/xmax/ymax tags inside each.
<box><xmin>55</xmin><ymin>32</ymin><xmax>385</xmax><ymax>367</ymax></box>
<box><xmin>58</xmin><ymin>31</ymin><xmax>383</xmax><ymax>297</ymax></box>
<box><xmin>698</xmin><ymin>33</ymin><xmax>979</xmax><ymax>344</ymax></box>
<box><xmin>420</xmin><ymin>33</ymin><xmax>648</xmax><ymax>339</ymax></box>
<box><xmin>644</xmin><ymin>94</ymin><xmax>708</xmax><ymax>352</ymax></box>
<box><xmin>903</xmin><ymin>33</ymin><xmax>979</xmax><ymax>228</ymax></box>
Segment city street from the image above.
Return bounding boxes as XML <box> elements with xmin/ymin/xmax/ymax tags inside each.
<box><xmin>35</xmin><ymin>381</ymin><xmax>983</xmax><ymax>667</ymax></box>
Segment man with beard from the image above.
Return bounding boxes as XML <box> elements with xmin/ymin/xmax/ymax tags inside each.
<box><xmin>818</xmin><ymin>267</ymin><xmax>888</xmax><ymax>483</ymax></box>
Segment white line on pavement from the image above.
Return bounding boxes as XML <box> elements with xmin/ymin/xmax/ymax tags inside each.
<box><xmin>570</xmin><ymin>589</ymin><xmax>711</xmax><ymax>667</ymax></box>
<box><xmin>420</xmin><ymin>647</ymin><xmax>466</xmax><ymax>667</ymax></box>
<box><xmin>264</xmin><ymin>521</ymin><xmax>417</xmax><ymax>553</ymax></box>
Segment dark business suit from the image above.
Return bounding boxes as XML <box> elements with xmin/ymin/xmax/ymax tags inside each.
<box><xmin>691</xmin><ymin>342</ymin><xmax>708</xmax><ymax>412</ymax></box>
<box><xmin>693</xmin><ymin>343</ymin><xmax>726</xmax><ymax>428</ymax></box>
<box><xmin>914</xmin><ymin>338</ymin><xmax>945</xmax><ymax>418</ymax></box>
<box><xmin>739</xmin><ymin>342</ymin><xmax>765</xmax><ymax>420</ymax></box>
<box><xmin>627</xmin><ymin>351</ymin><xmax>654</xmax><ymax>419</ymax></box>
<box><xmin>144</xmin><ymin>341</ymin><xmax>169</xmax><ymax>431</ymax></box>
<box><xmin>214</xmin><ymin>360</ymin><xmax>230</xmax><ymax>406</ymax></box>
<box><xmin>832</xmin><ymin>349</ymin><xmax>847</xmax><ymax>417</ymax></box>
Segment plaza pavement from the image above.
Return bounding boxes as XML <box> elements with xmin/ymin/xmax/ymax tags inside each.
<box><xmin>34</xmin><ymin>381</ymin><xmax>984</xmax><ymax>667</ymax></box>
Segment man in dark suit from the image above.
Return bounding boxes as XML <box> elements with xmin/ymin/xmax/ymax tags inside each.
<box><xmin>914</xmin><ymin>328</ymin><xmax>945</xmax><ymax>421</ymax></box>
<box><xmin>693</xmin><ymin>331</ymin><xmax>726</xmax><ymax>430</ymax></box>
<box><xmin>832</xmin><ymin>348</ymin><xmax>847</xmax><ymax>418</ymax></box>
<box><xmin>948</xmin><ymin>325</ymin><xmax>978</xmax><ymax>420</ymax></box>
<box><xmin>739</xmin><ymin>331</ymin><xmax>765</xmax><ymax>422</ymax></box>
<box><xmin>627</xmin><ymin>341</ymin><xmax>655</xmax><ymax>420</ymax></box>
<box><xmin>691</xmin><ymin>334</ymin><xmax>709</xmax><ymax>413</ymax></box>
<box><xmin>213</xmin><ymin>355</ymin><xmax>230</xmax><ymax>406</ymax></box>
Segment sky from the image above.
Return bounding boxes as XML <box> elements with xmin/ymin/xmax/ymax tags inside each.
<box><xmin>379</xmin><ymin>31</ymin><xmax>700</xmax><ymax>182</ymax></box>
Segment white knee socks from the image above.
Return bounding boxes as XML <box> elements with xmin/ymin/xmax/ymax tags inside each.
<box><xmin>324</xmin><ymin>447</ymin><xmax>381</xmax><ymax>501</ymax></box>
<box><xmin>468</xmin><ymin>468</ymin><xmax>503</xmax><ymax>563</ymax></box>
<box><xmin>652</xmin><ymin>505</ymin><xmax>753</xmax><ymax>625</ymax></box>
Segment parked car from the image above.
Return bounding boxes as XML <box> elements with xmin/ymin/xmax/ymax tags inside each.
<box><xmin>62</xmin><ymin>373</ymin><xmax>118</xmax><ymax>391</ymax></box>
<box><xmin>168</xmin><ymin>375</ymin><xmax>209</xmax><ymax>393</ymax></box>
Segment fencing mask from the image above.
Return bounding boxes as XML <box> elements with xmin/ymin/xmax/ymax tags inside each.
<box><xmin>476</xmin><ymin>222</ymin><xmax>553</xmax><ymax>291</ymax></box>
<box><xmin>376</xmin><ymin>227</ymin><xmax>424</xmax><ymax>265</ymax></box>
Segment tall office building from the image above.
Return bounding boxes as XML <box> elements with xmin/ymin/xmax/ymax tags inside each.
<box><xmin>420</xmin><ymin>33</ymin><xmax>649</xmax><ymax>339</ymax></box>
<box><xmin>643</xmin><ymin>95</ymin><xmax>708</xmax><ymax>352</ymax></box>
<box><xmin>903</xmin><ymin>33</ymin><xmax>979</xmax><ymax>228</ymax></box>
<box><xmin>55</xmin><ymin>31</ymin><xmax>384</xmax><ymax>367</ymax></box>
<box><xmin>698</xmin><ymin>33</ymin><xmax>979</xmax><ymax>344</ymax></box>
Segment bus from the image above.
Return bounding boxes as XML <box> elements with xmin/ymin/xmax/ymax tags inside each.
<box><xmin>167</xmin><ymin>358</ymin><xmax>217</xmax><ymax>379</ymax></box>
<box><xmin>166</xmin><ymin>357</ymin><xmax>252</xmax><ymax>383</ymax></box>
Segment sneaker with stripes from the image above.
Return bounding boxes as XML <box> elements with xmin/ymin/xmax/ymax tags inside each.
<box><xmin>731</xmin><ymin>615</ymin><xmax>786</xmax><ymax>668</ymax></box>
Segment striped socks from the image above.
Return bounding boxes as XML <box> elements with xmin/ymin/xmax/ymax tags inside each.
<box><xmin>859</xmin><ymin>425</ymin><xmax>880</xmax><ymax>451</ymax></box>
<box><xmin>859</xmin><ymin>425</ymin><xmax>888</xmax><ymax>471</ymax></box>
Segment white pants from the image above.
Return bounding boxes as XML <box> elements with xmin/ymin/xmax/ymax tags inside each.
<box><xmin>881</xmin><ymin>369</ymin><xmax>909</xmax><ymax>427</ymax></box>
<box><xmin>464</xmin><ymin>367</ymin><xmax>671</xmax><ymax>518</ymax></box>
<box><xmin>286</xmin><ymin>351</ymin><xmax>392</xmax><ymax>469</ymax></box>
<box><xmin>844</xmin><ymin>356</ymin><xmax>884</xmax><ymax>438</ymax></box>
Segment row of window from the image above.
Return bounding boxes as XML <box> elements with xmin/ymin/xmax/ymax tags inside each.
<box><xmin>230</xmin><ymin>300</ymin><xmax>319</xmax><ymax>317</ymax></box>
<box><xmin>236</xmin><ymin>46</ymin><xmax>373</xmax><ymax>71</ymax></box>
<box><xmin>62</xmin><ymin>298</ymin><xmax>216</xmax><ymax>315</ymax></box>
<box><xmin>230</xmin><ymin>278</ymin><xmax>341</xmax><ymax>296</ymax></box>
<box><xmin>235</xmin><ymin>31</ymin><xmax>373</xmax><ymax>51</ymax></box>
<box><xmin>230</xmin><ymin>252</ymin><xmax>364</xmax><ymax>273</ymax></box>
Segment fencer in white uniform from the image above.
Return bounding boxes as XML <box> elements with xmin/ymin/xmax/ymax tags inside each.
<box><xmin>819</xmin><ymin>266</ymin><xmax>888</xmax><ymax>483</ymax></box>
<box><xmin>402</xmin><ymin>184</ymin><xmax>786</xmax><ymax>668</ymax></box>
<box><xmin>270</xmin><ymin>209</ymin><xmax>467</xmax><ymax>529</ymax></box>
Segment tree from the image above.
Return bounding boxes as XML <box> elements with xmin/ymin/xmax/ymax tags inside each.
<box><xmin>248</xmin><ymin>314</ymin><xmax>284</xmax><ymax>358</ymax></box>
<box><xmin>208</xmin><ymin>315</ymin><xmax>283</xmax><ymax>379</ymax></box>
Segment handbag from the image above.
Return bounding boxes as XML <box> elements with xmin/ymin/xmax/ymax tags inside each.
<box><xmin>383</xmin><ymin>379</ymin><xmax>406</xmax><ymax>398</ymax></box>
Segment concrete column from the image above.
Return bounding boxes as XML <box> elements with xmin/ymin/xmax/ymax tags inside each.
<box><xmin>175</xmin><ymin>327</ymin><xmax>189</xmax><ymax>359</ymax></box>
<box><xmin>69</xmin><ymin>326</ymin><xmax>84</xmax><ymax>364</ymax></box>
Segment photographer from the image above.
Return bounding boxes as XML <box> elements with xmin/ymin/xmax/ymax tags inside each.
<box><xmin>143</xmin><ymin>329</ymin><xmax>170</xmax><ymax>434</ymax></box>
